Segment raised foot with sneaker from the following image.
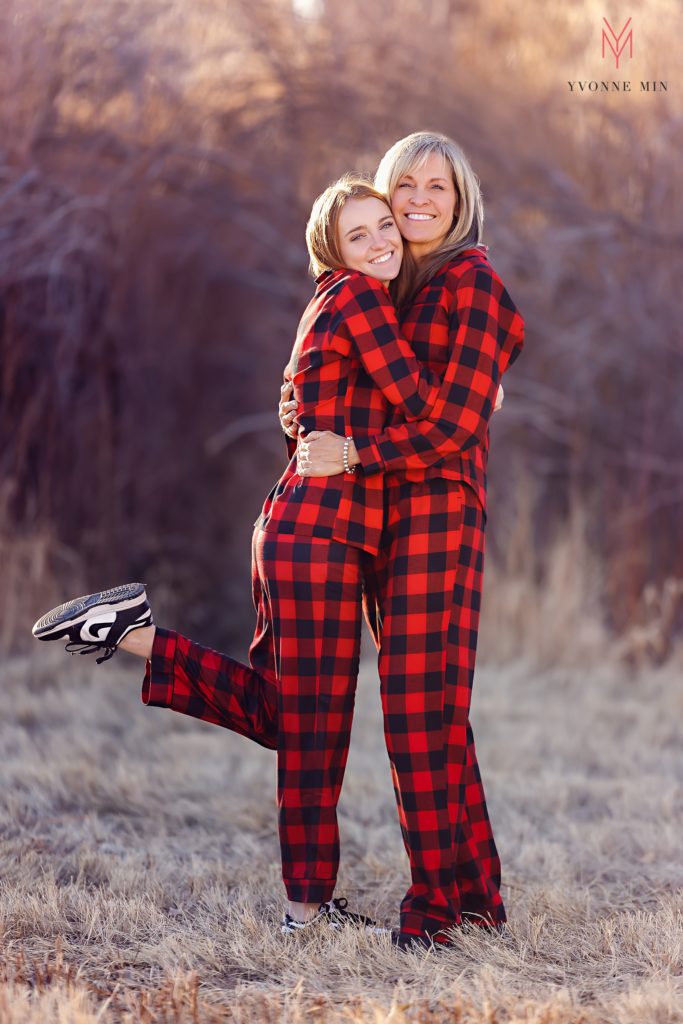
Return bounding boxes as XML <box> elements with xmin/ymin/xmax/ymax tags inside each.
<box><xmin>32</xmin><ymin>582</ymin><xmax>153</xmax><ymax>664</ymax></box>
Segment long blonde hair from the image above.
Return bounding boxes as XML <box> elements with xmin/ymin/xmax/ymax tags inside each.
<box><xmin>375</xmin><ymin>131</ymin><xmax>484</xmax><ymax>307</ymax></box>
<box><xmin>305</xmin><ymin>174</ymin><xmax>394</xmax><ymax>278</ymax></box>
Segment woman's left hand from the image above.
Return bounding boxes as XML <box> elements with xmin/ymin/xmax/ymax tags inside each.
<box><xmin>297</xmin><ymin>431</ymin><xmax>349</xmax><ymax>477</ymax></box>
<box><xmin>279</xmin><ymin>380</ymin><xmax>299</xmax><ymax>438</ymax></box>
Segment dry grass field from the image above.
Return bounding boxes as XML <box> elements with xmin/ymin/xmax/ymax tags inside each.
<box><xmin>1</xmin><ymin>627</ymin><xmax>681</xmax><ymax>1023</ymax></box>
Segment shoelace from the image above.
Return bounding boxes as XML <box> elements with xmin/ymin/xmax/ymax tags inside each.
<box><xmin>321</xmin><ymin>897</ymin><xmax>376</xmax><ymax>927</ymax></box>
<box><xmin>282</xmin><ymin>898</ymin><xmax>384</xmax><ymax>934</ymax></box>
<box><xmin>64</xmin><ymin>641</ymin><xmax>117</xmax><ymax>665</ymax></box>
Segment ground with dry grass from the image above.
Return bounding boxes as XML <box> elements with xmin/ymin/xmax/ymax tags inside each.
<box><xmin>1</xmin><ymin>630</ymin><xmax>681</xmax><ymax>1023</ymax></box>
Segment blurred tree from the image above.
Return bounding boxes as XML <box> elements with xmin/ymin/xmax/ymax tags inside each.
<box><xmin>1</xmin><ymin>0</ymin><xmax>681</xmax><ymax>658</ymax></box>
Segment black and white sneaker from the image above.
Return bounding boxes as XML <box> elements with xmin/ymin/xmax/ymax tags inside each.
<box><xmin>322</xmin><ymin>897</ymin><xmax>388</xmax><ymax>933</ymax></box>
<box><xmin>281</xmin><ymin>907</ymin><xmax>326</xmax><ymax>935</ymax></box>
<box><xmin>281</xmin><ymin>898</ymin><xmax>388</xmax><ymax>936</ymax></box>
<box><xmin>32</xmin><ymin>583</ymin><xmax>153</xmax><ymax>664</ymax></box>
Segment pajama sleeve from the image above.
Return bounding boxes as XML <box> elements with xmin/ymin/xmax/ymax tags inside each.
<box><xmin>284</xmin><ymin>431</ymin><xmax>297</xmax><ymax>460</ymax></box>
<box><xmin>334</xmin><ymin>273</ymin><xmax>443</xmax><ymax>422</ymax></box>
<box><xmin>352</xmin><ymin>264</ymin><xmax>525</xmax><ymax>475</ymax></box>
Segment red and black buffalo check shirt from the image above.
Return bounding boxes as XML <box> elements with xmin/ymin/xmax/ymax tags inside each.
<box><xmin>352</xmin><ymin>248</ymin><xmax>525</xmax><ymax>511</ymax></box>
<box><xmin>257</xmin><ymin>268</ymin><xmax>444</xmax><ymax>554</ymax></box>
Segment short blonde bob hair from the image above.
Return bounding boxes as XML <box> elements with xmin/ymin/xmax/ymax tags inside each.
<box><xmin>374</xmin><ymin>131</ymin><xmax>484</xmax><ymax>306</ymax></box>
<box><xmin>305</xmin><ymin>174</ymin><xmax>393</xmax><ymax>278</ymax></box>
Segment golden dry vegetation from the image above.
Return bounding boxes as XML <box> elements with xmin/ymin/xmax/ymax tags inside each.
<box><xmin>1</xmin><ymin>0</ymin><xmax>682</xmax><ymax>1019</ymax></box>
<box><xmin>1</xmin><ymin>637</ymin><xmax>681</xmax><ymax>1022</ymax></box>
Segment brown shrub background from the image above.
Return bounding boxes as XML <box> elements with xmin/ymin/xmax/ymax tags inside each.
<box><xmin>2</xmin><ymin>0</ymin><xmax>682</xmax><ymax>660</ymax></box>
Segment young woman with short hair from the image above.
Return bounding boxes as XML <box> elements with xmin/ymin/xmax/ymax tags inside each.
<box><xmin>32</xmin><ymin>176</ymin><xmax>472</xmax><ymax>946</ymax></box>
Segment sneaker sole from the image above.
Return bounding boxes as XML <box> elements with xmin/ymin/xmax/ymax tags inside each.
<box><xmin>282</xmin><ymin>920</ymin><xmax>390</xmax><ymax>935</ymax></box>
<box><xmin>32</xmin><ymin>583</ymin><xmax>147</xmax><ymax>640</ymax></box>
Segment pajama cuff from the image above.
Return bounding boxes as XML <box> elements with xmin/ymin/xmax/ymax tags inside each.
<box><xmin>141</xmin><ymin>626</ymin><xmax>178</xmax><ymax>708</ymax></box>
<box><xmin>353</xmin><ymin>435</ymin><xmax>384</xmax><ymax>476</ymax></box>
<box><xmin>283</xmin><ymin>878</ymin><xmax>337</xmax><ymax>905</ymax></box>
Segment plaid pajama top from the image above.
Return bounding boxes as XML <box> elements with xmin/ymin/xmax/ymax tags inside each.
<box><xmin>256</xmin><ymin>268</ymin><xmax>444</xmax><ymax>555</ymax></box>
<box><xmin>353</xmin><ymin>248</ymin><xmax>525</xmax><ymax>511</ymax></box>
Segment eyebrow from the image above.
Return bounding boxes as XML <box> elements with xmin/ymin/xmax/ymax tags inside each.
<box><xmin>344</xmin><ymin>214</ymin><xmax>394</xmax><ymax>237</ymax></box>
<box><xmin>399</xmin><ymin>174</ymin><xmax>449</xmax><ymax>183</ymax></box>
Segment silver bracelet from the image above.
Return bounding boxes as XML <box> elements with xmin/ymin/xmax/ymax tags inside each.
<box><xmin>343</xmin><ymin>436</ymin><xmax>356</xmax><ymax>474</ymax></box>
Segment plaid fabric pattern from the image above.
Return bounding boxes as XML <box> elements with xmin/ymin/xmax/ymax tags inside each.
<box><xmin>257</xmin><ymin>267</ymin><xmax>443</xmax><ymax>555</ymax></box>
<box><xmin>142</xmin><ymin>627</ymin><xmax>278</xmax><ymax>751</ymax></box>
<box><xmin>361</xmin><ymin>477</ymin><xmax>505</xmax><ymax>939</ymax></box>
<box><xmin>353</xmin><ymin>250</ymin><xmax>525</xmax><ymax>512</ymax></box>
<box><xmin>143</xmin><ymin>528</ymin><xmax>367</xmax><ymax>905</ymax></box>
<box><xmin>141</xmin><ymin>254</ymin><xmax>521</xmax><ymax>934</ymax></box>
<box><xmin>255</xmin><ymin>531</ymin><xmax>365</xmax><ymax>903</ymax></box>
<box><xmin>142</xmin><ymin>482</ymin><xmax>505</xmax><ymax>934</ymax></box>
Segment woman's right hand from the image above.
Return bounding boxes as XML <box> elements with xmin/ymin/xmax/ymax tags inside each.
<box><xmin>279</xmin><ymin>380</ymin><xmax>299</xmax><ymax>438</ymax></box>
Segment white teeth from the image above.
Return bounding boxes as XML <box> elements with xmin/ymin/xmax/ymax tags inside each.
<box><xmin>369</xmin><ymin>251</ymin><xmax>393</xmax><ymax>264</ymax></box>
<box><xmin>406</xmin><ymin>213</ymin><xmax>435</xmax><ymax>220</ymax></box>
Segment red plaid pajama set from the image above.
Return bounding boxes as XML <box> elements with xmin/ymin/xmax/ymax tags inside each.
<box><xmin>142</xmin><ymin>251</ymin><xmax>524</xmax><ymax>940</ymax></box>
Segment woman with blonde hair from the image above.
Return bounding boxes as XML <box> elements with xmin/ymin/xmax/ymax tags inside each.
<box><xmin>281</xmin><ymin>131</ymin><xmax>525</xmax><ymax>946</ymax></box>
<box><xmin>34</xmin><ymin>133</ymin><xmax>524</xmax><ymax>949</ymax></box>
<box><xmin>32</xmin><ymin>175</ymin><xmax>453</xmax><ymax>943</ymax></box>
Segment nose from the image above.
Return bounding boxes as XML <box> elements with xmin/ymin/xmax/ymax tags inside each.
<box><xmin>369</xmin><ymin>231</ymin><xmax>388</xmax><ymax>249</ymax></box>
<box><xmin>409</xmin><ymin>191</ymin><xmax>430</xmax><ymax>206</ymax></box>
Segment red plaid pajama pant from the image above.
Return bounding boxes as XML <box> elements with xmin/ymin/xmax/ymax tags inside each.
<box><xmin>141</xmin><ymin>480</ymin><xmax>505</xmax><ymax>933</ymax></box>
<box><xmin>144</xmin><ymin>529</ymin><xmax>364</xmax><ymax>904</ymax></box>
<box><xmin>361</xmin><ymin>477</ymin><xmax>505</xmax><ymax>938</ymax></box>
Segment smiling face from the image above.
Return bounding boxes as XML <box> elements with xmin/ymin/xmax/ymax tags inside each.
<box><xmin>390</xmin><ymin>151</ymin><xmax>459</xmax><ymax>259</ymax></box>
<box><xmin>337</xmin><ymin>196</ymin><xmax>403</xmax><ymax>284</ymax></box>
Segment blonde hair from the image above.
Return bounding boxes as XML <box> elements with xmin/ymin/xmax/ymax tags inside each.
<box><xmin>305</xmin><ymin>174</ymin><xmax>393</xmax><ymax>278</ymax></box>
<box><xmin>375</xmin><ymin>131</ymin><xmax>484</xmax><ymax>307</ymax></box>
